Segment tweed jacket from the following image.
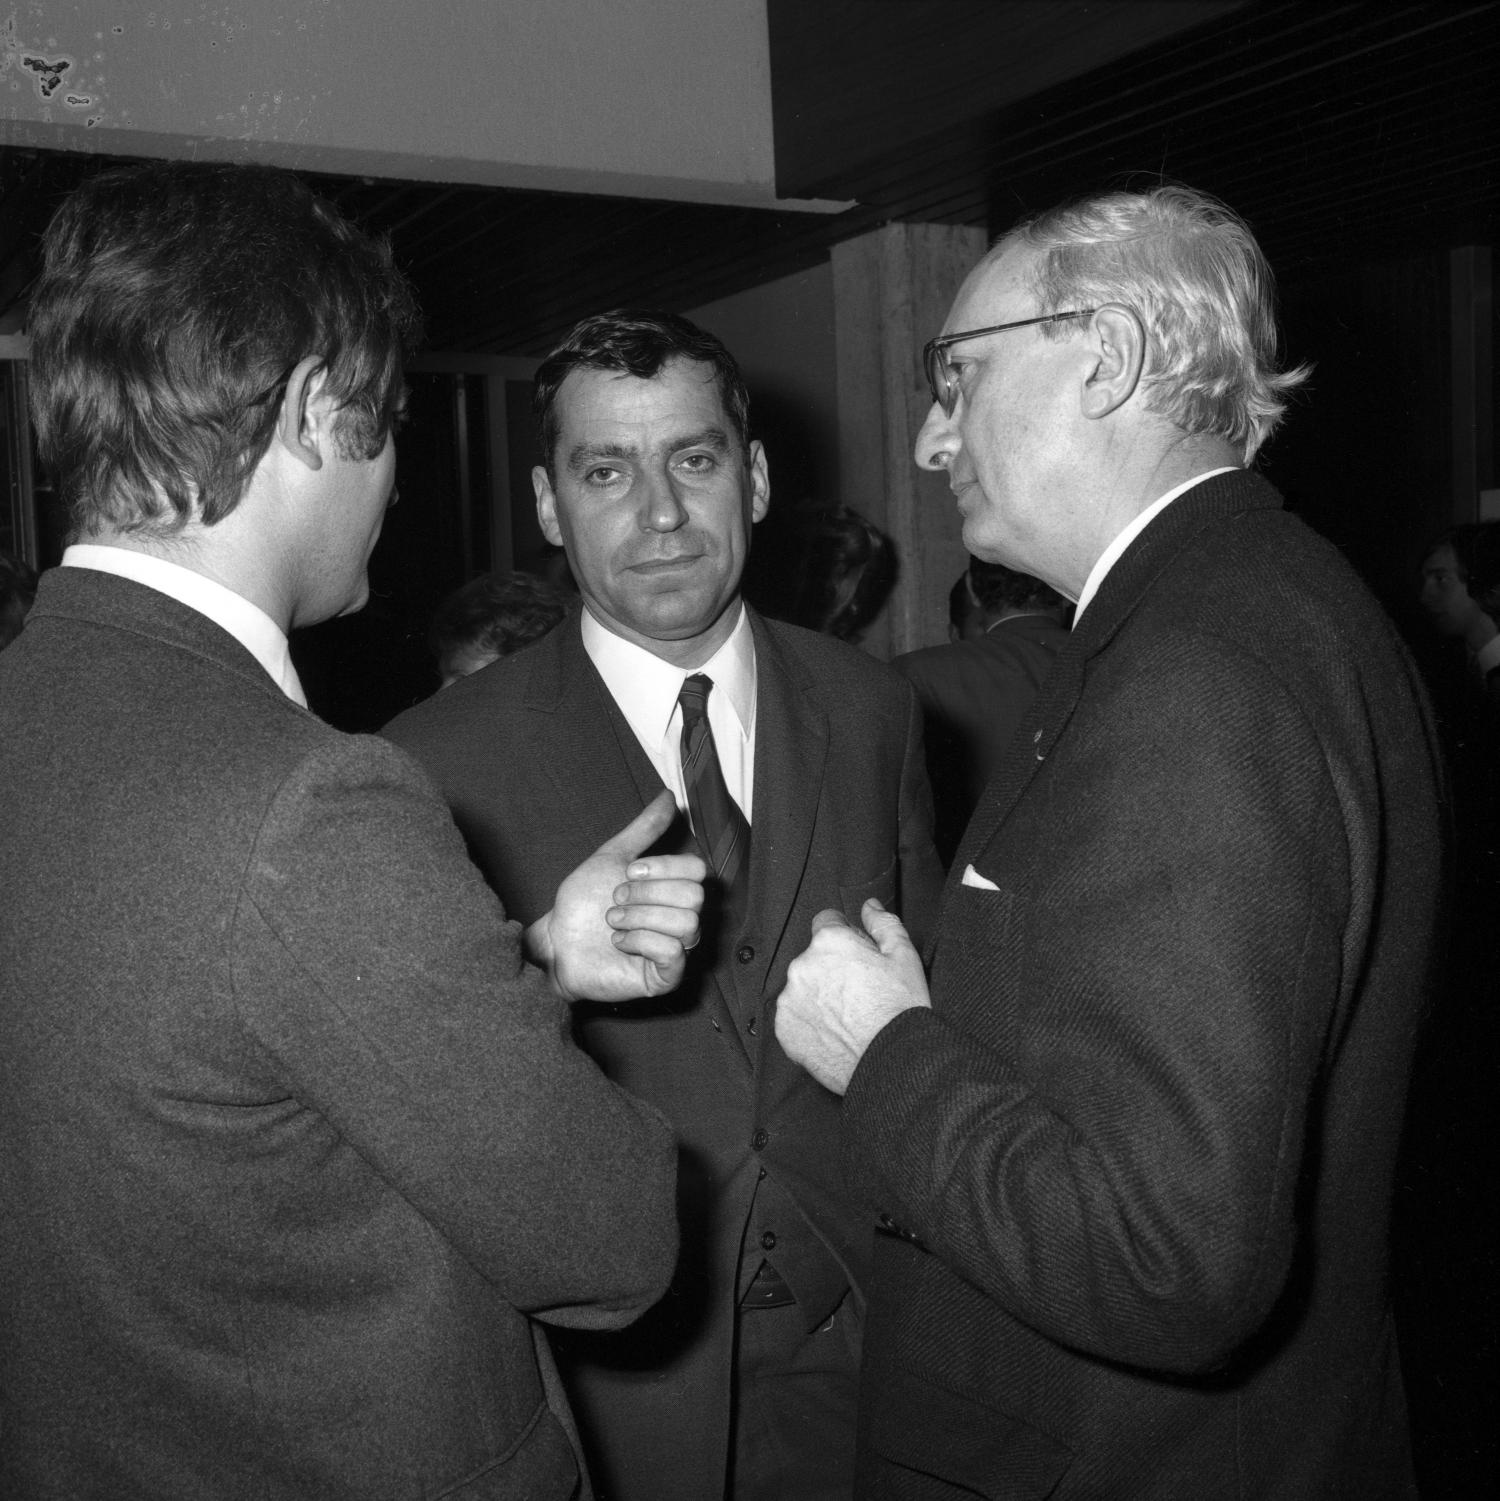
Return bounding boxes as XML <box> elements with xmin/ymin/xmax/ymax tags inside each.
<box><xmin>0</xmin><ymin>568</ymin><xmax>677</xmax><ymax>1501</ymax></box>
<box><xmin>842</xmin><ymin>471</ymin><xmax>1444</xmax><ymax>1499</ymax></box>
<box><xmin>385</xmin><ymin>604</ymin><xmax>943</xmax><ymax>1501</ymax></box>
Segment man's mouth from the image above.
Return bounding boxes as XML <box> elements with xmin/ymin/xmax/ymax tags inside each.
<box><xmin>629</xmin><ymin>553</ymin><xmax>703</xmax><ymax>573</ymax></box>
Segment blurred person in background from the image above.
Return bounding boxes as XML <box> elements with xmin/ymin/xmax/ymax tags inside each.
<box><xmin>430</xmin><ymin>569</ymin><xmax>572</xmax><ymax>686</ymax></box>
<box><xmin>0</xmin><ymin>547</ymin><xmax>37</xmax><ymax>650</ymax></box>
<box><xmin>785</xmin><ymin>504</ymin><xmax>896</xmax><ymax>645</ymax></box>
<box><xmin>894</xmin><ymin>557</ymin><xmax>1069</xmax><ymax>864</ymax></box>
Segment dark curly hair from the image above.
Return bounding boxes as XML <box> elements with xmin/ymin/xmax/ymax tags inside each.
<box><xmin>533</xmin><ymin>309</ymin><xmax>750</xmax><ymax>483</ymax></box>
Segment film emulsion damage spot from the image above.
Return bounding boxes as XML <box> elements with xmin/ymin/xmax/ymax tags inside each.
<box><xmin>20</xmin><ymin>53</ymin><xmax>71</xmax><ymax>101</ymax></box>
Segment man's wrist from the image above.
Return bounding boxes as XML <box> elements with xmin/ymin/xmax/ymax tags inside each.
<box><xmin>524</xmin><ymin>912</ymin><xmax>570</xmax><ymax>998</ymax></box>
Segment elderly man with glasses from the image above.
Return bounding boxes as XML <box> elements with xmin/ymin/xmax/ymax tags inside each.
<box><xmin>775</xmin><ymin>185</ymin><xmax>1443</xmax><ymax>1498</ymax></box>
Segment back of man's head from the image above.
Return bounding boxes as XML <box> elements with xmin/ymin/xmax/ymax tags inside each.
<box><xmin>28</xmin><ymin>161</ymin><xmax>421</xmax><ymax>542</ymax></box>
<box><xmin>532</xmin><ymin>308</ymin><xmax>750</xmax><ymax>481</ymax></box>
<box><xmin>1004</xmin><ymin>184</ymin><xmax>1309</xmax><ymax>463</ymax></box>
<box><xmin>790</xmin><ymin>506</ymin><xmax>894</xmax><ymax>643</ymax></box>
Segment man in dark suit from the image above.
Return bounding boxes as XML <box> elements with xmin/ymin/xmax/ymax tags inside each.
<box><xmin>776</xmin><ymin>186</ymin><xmax>1444</xmax><ymax>1497</ymax></box>
<box><xmin>385</xmin><ymin>310</ymin><xmax>943</xmax><ymax>1501</ymax></box>
<box><xmin>0</xmin><ymin>163</ymin><xmax>707</xmax><ymax>1501</ymax></box>
<box><xmin>894</xmin><ymin>557</ymin><xmax>1069</xmax><ymax>864</ymax></box>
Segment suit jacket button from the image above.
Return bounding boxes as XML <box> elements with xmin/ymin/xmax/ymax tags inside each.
<box><xmin>736</xmin><ymin>944</ymin><xmax>755</xmax><ymax>964</ymax></box>
<box><xmin>761</xmin><ymin>1231</ymin><xmax>777</xmax><ymax>1250</ymax></box>
<box><xmin>752</xmin><ymin>1129</ymin><xmax>769</xmax><ymax>1151</ymax></box>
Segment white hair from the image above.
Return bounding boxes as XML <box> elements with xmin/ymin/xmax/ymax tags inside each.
<box><xmin>1002</xmin><ymin>185</ymin><xmax>1311</xmax><ymax>462</ymax></box>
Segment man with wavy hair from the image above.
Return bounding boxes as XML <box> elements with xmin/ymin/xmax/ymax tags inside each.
<box><xmin>776</xmin><ymin>185</ymin><xmax>1443</xmax><ymax>1496</ymax></box>
<box><xmin>0</xmin><ymin>162</ymin><xmax>704</xmax><ymax>1500</ymax></box>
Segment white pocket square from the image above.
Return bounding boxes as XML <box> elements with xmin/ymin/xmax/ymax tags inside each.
<box><xmin>961</xmin><ymin>863</ymin><xmax>1000</xmax><ymax>891</ymax></box>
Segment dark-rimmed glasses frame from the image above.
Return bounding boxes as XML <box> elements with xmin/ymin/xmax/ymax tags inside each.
<box><xmin>923</xmin><ymin>310</ymin><xmax>1096</xmax><ymax>417</ymax></box>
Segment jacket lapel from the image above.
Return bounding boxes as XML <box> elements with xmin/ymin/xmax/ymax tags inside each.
<box><xmin>523</xmin><ymin>612</ymin><xmax>684</xmax><ymax>856</ymax></box>
<box><xmin>949</xmin><ymin>470</ymin><xmax>1283</xmax><ymax>883</ymax></box>
<box><xmin>745</xmin><ymin>612</ymin><xmax>830</xmax><ymax>983</ymax></box>
<box><xmin>537</xmin><ymin>610</ymin><xmax>750</xmax><ymax>1062</ymax></box>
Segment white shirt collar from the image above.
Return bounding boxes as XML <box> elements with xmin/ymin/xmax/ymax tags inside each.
<box><xmin>580</xmin><ymin>603</ymin><xmax>758</xmax><ymax>819</ymax></box>
<box><xmin>61</xmin><ymin>543</ymin><xmax>307</xmax><ymax>707</ymax></box>
<box><xmin>581</xmin><ymin>602</ymin><xmax>756</xmax><ymax>747</ymax></box>
<box><xmin>1072</xmin><ymin>468</ymin><xmax>1240</xmax><ymax>625</ymax></box>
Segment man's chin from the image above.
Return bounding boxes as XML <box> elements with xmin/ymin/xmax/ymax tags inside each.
<box><xmin>605</xmin><ymin>588</ymin><xmax>741</xmax><ymax>652</ymax></box>
<box><xmin>336</xmin><ymin>581</ymin><xmax>371</xmax><ymax>618</ymax></box>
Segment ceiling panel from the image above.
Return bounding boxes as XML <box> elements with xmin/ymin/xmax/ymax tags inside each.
<box><xmin>1</xmin><ymin>2</ymin><xmax>1494</xmax><ymax>355</ymax></box>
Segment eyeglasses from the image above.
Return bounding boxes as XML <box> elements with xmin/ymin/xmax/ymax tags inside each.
<box><xmin>923</xmin><ymin>310</ymin><xmax>1096</xmax><ymax>417</ymax></box>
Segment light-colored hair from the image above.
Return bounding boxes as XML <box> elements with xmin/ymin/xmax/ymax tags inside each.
<box><xmin>1001</xmin><ymin>185</ymin><xmax>1310</xmax><ymax>462</ymax></box>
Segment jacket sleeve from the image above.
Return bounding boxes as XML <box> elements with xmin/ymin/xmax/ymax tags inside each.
<box><xmin>843</xmin><ymin>632</ymin><xmax>1353</xmax><ymax>1373</ymax></box>
<box><xmin>229</xmin><ymin>733</ymin><xmax>677</xmax><ymax>1330</ymax></box>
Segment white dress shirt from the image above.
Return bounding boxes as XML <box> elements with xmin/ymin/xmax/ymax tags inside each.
<box><xmin>1072</xmin><ymin>468</ymin><xmax>1240</xmax><ymax>625</ymax></box>
<box><xmin>61</xmin><ymin>544</ymin><xmax>307</xmax><ymax>707</ymax></box>
<box><xmin>581</xmin><ymin>603</ymin><xmax>757</xmax><ymax>821</ymax></box>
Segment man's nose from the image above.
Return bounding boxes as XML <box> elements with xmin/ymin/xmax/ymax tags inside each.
<box><xmin>915</xmin><ymin>401</ymin><xmax>958</xmax><ymax>472</ymax></box>
<box><xmin>639</xmin><ymin>470</ymin><xmax>688</xmax><ymax>531</ymax></box>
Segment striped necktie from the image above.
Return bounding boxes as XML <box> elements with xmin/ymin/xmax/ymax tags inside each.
<box><xmin>678</xmin><ymin>673</ymin><xmax>751</xmax><ymax>904</ymax></box>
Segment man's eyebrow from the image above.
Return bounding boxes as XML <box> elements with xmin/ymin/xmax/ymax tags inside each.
<box><xmin>563</xmin><ymin>427</ymin><xmax>733</xmax><ymax>474</ymax></box>
<box><xmin>671</xmin><ymin>426</ymin><xmax>733</xmax><ymax>454</ymax></box>
<box><xmin>564</xmin><ymin>440</ymin><xmax>637</xmax><ymax>474</ymax></box>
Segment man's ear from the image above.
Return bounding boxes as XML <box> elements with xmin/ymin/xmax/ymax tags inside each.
<box><xmin>533</xmin><ymin>465</ymin><xmax>564</xmax><ymax>547</ymax></box>
<box><xmin>277</xmin><ymin>355</ymin><xmax>331</xmax><ymax>471</ymax></box>
<box><xmin>748</xmin><ymin>440</ymin><xmax>770</xmax><ymax>524</ymax></box>
<box><xmin>1080</xmin><ymin>305</ymin><xmax>1146</xmax><ymax>421</ymax></box>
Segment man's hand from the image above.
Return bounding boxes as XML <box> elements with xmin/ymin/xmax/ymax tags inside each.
<box><xmin>774</xmin><ymin>898</ymin><xmax>930</xmax><ymax>1095</ymax></box>
<box><xmin>527</xmin><ymin>790</ymin><xmax>706</xmax><ymax>1002</ymax></box>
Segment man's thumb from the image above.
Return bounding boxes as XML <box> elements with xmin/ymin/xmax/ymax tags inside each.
<box><xmin>862</xmin><ymin>898</ymin><xmax>912</xmax><ymax>955</ymax></box>
<box><xmin>596</xmin><ymin>788</ymin><xmax>675</xmax><ymax>861</ymax></box>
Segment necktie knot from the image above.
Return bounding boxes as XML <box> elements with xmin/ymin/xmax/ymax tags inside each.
<box><xmin>679</xmin><ymin>672</ymin><xmax>712</xmax><ymax>721</ymax></box>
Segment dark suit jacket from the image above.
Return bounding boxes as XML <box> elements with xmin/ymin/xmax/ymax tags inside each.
<box><xmin>894</xmin><ymin>614</ymin><xmax>1069</xmax><ymax>865</ymax></box>
<box><xmin>841</xmin><ymin>472</ymin><xmax>1444</xmax><ymax>1498</ymax></box>
<box><xmin>0</xmin><ymin>568</ymin><xmax>677</xmax><ymax>1501</ymax></box>
<box><xmin>385</xmin><ymin>605</ymin><xmax>943</xmax><ymax>1501</ymax></box>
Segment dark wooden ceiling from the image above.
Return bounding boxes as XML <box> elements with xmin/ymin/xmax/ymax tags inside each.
<box><xmin>1</xmin><ymin>1</ymin><xmax>1496</xmax><ymax>356</ymax></box>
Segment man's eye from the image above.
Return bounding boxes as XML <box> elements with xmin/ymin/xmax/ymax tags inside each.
<box><xmin>585</xmin><ymin>466</ymin><xmax>621</xmax><ymax>485</ymax></box>
<box><xmin>678</xmin><ymin>453</ymin><xmax>716</xmax><ymax>472</ymax></box>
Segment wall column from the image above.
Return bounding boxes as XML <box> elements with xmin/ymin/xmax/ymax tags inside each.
<box><xmin>1449</xmin><ymin>245</ymin><xmax>1495</xmax><ymax>522</ymax></box>
<box><xmin>832</xmin><ymin>222</ymin><xmax>986</xmax><ymax>658</ymax></box>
